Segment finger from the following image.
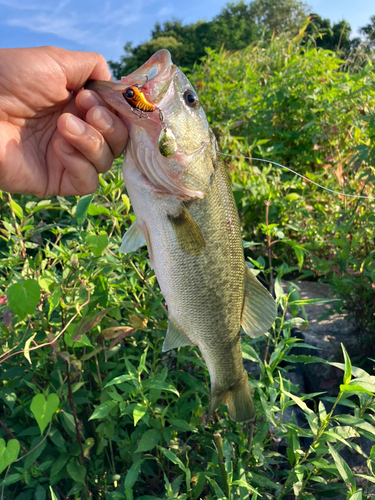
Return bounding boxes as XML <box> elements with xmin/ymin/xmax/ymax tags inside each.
<box><xmin>53</xmin><ymin>138</ymin><xmax>99</xmax><ymax>196</ymax></box>
<box><xmin>57</xmin><ymin>113</ymin><xmax>113</xmax><ymax>174</ymax></box>
<box><xmin>76</xmin><ymin>90</ymin><xmax>128</xmax><ymax>158</ymax></box>
<box><xmin>76</xmin><ymin>89</ymin><xmax>109</xmax><ymax>116</ymax></box>
<box><xmin>42</xmin><ymin>46</ymin><xmax>112</xmax><ymax>91</ymax></box>
<box><xmin>86</xmin><ymin>105</ymin><xmax>128</xmax><ymax>159</ymax></box>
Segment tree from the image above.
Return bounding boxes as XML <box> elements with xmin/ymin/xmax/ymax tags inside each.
<box><xmin>359</xmin><ymin>15</ymin><xmax>375</xmax><ymax>50</ymax></box>
<box><xmin>305</xmin><ymin>14</ymin><xmax>360</xmax><ymax>54</ymax></box>
<box><xmin>248</xmin><ymin>0</ymin><xmax>310</xmax><ymax>35</ymax></box>
<box><xmin>108</xmin><ymin>0</ymin><xmax>309</xmax><ymax>78</ymax></box>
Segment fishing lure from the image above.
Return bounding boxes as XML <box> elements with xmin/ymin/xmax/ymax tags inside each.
<box><xmin>123</xmin><ymin>85</ymin><xmax>156</xmax><ymax>112</ymax></box>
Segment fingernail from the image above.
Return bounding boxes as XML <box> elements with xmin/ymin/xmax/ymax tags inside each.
<box><xmin>59</xmin><ymin>139</ymin><xmax>75</xmax><ymax>154</ymax></box>
<box><xmin>66</xmin><ymin>115</ymin><xmax>85</xmax><ymax>136</ymax></box>
<box><xmin>93</xmin><ymin>108</ymin><xmax>113</xmax><ymax>132</ymax></box>
<box><xmin>80</xmin><ymin>91</ymin><xmax>99</xmax><ymax>110</ymax></box>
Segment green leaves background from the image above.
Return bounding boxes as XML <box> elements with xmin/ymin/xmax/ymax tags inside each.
<box><xmin>0</xmin><ymin>31</ymin><xmax>374</xmax><ymax>500</ymax></box>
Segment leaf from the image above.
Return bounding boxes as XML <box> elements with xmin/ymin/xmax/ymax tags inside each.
<box><xmin>133</xmin><ymin>404</ymin><xmax>147</xmax><ymax>426</ymax></box>
<box><xmin>24</xmin><ymin>333</ymin><xmax>37</xmax><ymax>364</ymax></box>
<box><xmin>293</xmin><ymin>481</ymin><xmax>303</xmax><ymax>497</ymax></box>
<box><xmin>102</xmin><ymin>326</ymin><xmax>134</xmax><ymax>340</ymax></box>
<box><xmin>10</xmin><ymin>199</ymin><xmax>23</xmax><ymax>219</ymax></box>
<box><xmin>67</xmin><ymin>460</ymin><xmax>86</xmax><ymax>484</ymax></box>
<box><xmin>129</xmin><ymin>313</ymin><xmax>148</xmax><ymax>330</ymax></box>
<box><xmin>274</xmin><ymin>274</ymin><xmax>284</xmax><ymax>300</ymax></box>
<box><xmin>48</xmin><ymin>287</ymin><xmax>61</xmax><ymax>320</ymax></box>
<box><xmin>0</xmin><ymin>439</ymin><xmax>20</xmax><ymax>474</ymax></box>
<box><xmin>76</xmin><ymin>194</ymin><xmax>94</xmax><ymax>225</ymax></box>
<box><xmin>35</xmin><ymin>485</ymin><xmax>46</xmax><ymax>500</ymax></box>
<box><xmin>122</xmin><ymin>194</ymin><xmax>131</xmax><ymax>212</ymax></box>
<box><xmin>348</xmin><ymin>492</ymin><xmax>363</xmax><ymax>500</ymax></box>
<box><xmin>89</xmin><ymin>400</ymin><xmax>117</xmax><ymax>420</ymax></box>
<box><xmin>38</xmin><ymin>271</ymin><xmax>55</xmax><ymax>292</ymax></box>
<box><xmin>328</xmin><ymin>443</ymin><xmax>356</xmax><ymax>493</ymax></box>
<box><xmin>87</xmin><ymin>204</ymin><xmax>111</xmax><ymax>217</ymax></box>
<box><xmin>342</xmin><ymin>343</ymin><xmax>352</xmax><ymax>385</ymax></box>
<box><xmin>125</xmin><ymin>460</ymin><xmax>143</xmax><ymax>489</ymax></box>
<box><xmin>73</xmin><ymin>307</ymin><xmax>112</xmax><ymax>341</ymax></box>
<box><xmin>160</xmin><ymin>447</ymin><xmax>186</xmax><ymax>472</ymax></box>
<box><xmin>241</xmin><ymin>343</ymin><xmax>260</xmax><ymax>362</ymax></box>
<box><xmin>142</xmin><ymin>380</ymin><xmax>179</xmax><ymax>396</ymax></box>
<box><xmin>168</xmin><ymin>419</ymin><xmax>196</xmax><ymax>431</ymax></box>
<box><xmin>49</xmin><ymin>487</ymin><xmax>59</xmax><ymax>500</ymax></box>
<box><xmin>283</xmin><ymin>390</ymin><xmax>314</xmax><ymax>414</ymax></box>
<box><xmin>24</xmin><ymin>436</ymin><xmax>47</xmax><ymax>470</ymax></box>
<box><xmin>104</xmin><ymin>374</ymin><xmax>137</xmax><ymax>388</ymax></box>
<box><xmin>85</xmin><ymin>231</ymin><xmax>109</xmax><ymax>258</ymax></box>
<box><xmin>231</xmin><ymin>479</ymin><xmax>259</xmax><ymax>494</ymax></box>
<box><xmin>206</xmin><ymin>477</ymin><xmax>226</xmax><ymax>499</ymax></box>
<box><xmin>30</xmin><ymin>393</ymin><xmax>59</xmax><ymax>434</ymax></box>
<box><xmin>50</xmin><ymin>452</ymin><xmax>70</xmax><ymax>479</ymax></box>
<box><xmin>289</xmin><ymin>298</ymin><xmax>339</xmax><ymax>305</ymax></box>
<box><xmin>7</xmin><ymin>279</ymin><xmax>41</xmax><ymax>318</ymax></box>
<box><xmin>340</xmin><ymin>383</ymin><xmax>375</xmax><ymax>395</ymax></box>
<box><xmin>136</xmin><ymin>429</ymin><xmax>160</xmax><ymax>452</ymax></box>
<box><xmin>0</xmin><ymin>473</ymin><xmax>23</xmax><ymax>486</ymax></box>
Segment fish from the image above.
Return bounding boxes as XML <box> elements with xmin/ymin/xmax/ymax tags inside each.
<box><xmin>85</xmin><ymin>49</ymin><xmax>276</xmax><ymax>423</ymax></box>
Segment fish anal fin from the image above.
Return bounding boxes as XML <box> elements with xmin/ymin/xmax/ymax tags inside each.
<box><xmin>208</xmin><ymin>371</ymin><xmax>254</xmax><ymax>423</ymax></box>
<box><xmin>168</xmin><ymin>205</ymin><xmax>205</xmax><ymax>255</ymax></box>
<box><xmin>241</xmin><ymin>265</ymin><xmax>277</xmax><ymax>338</ymax></box>
<box><xmin>162</xmin><ymin>317</ymin><xmax>193</xmax><ymax>352</ymax></box>
<box><xmin>120</xmin><ymin>221</ymin><xmax>146</xmax><ymax>254</ymax></box>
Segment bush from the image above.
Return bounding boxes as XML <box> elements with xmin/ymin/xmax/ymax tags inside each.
<box><xmin>190</xmin><ymin>34</ymin><xmax>375</xmax><ymax>334</ymax></box>
<box><xmin>0</xmin><ymin>35</ymin><xmax>375</xmax><ymax>499</ymax></box>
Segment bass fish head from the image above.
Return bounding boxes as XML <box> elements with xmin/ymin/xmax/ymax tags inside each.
<box><xmin>85</xmin><ymin>49</ymin><xmax>216</xmax><ymax>199</ymax></box>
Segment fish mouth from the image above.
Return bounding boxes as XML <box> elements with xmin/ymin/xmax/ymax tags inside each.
<box><xmin>84</xmin><ymin>49</ymin><xmax>176</xmax><ymax>124</ymax></box>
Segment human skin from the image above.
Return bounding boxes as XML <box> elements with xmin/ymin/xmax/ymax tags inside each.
<box><xmin>0</xmin><ymin>46</ymin><xmax>128</xmax><ymax>197</ymax></box>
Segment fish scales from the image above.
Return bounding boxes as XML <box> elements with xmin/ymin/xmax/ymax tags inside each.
<box><xmin>85</xmin><ymin>49</ymin><xmax>277</xmax><ymax>422</ymax></box>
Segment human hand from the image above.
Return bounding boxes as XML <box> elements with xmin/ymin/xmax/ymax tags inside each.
<box><xmin>0</xmin><ymin>46</ymin><xmax>128</xmax><ymax>197</ymax></box>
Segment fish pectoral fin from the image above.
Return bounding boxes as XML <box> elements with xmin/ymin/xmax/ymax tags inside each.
<box><xmin>119</xmin><ymin>221</ymin><xmax>146</xmax><ymax>254</ymax></box>
<box><xmin>241</xmin><ymin>265</ymin><xmax>277</xmax><ymax>338</ymax></box>
<box><xmin>162</xmin><ymin>317</ymin><xmax>193</xmax><ymax>352</ymax></box>
<box><xmin>168</xmin><ymin>205</ymin><xmax>205</xmax><ymax>255</ymax></box>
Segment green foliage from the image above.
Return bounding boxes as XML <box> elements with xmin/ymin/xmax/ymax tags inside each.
<box><xmin>30</xmin><ymin>394</ymin><xmax>60</xmax><ymax>435</ymax></box>
<box><xmin>306</xmin><ymin>14</ymin><xmax>359</xmax><ymax>54</ymax></box>
<box><xmin>359</xmin><ymin>15</ymin><xmax>375</xmax><ymax>50</ymax></box>
<box><xmin>1</xmin><ymin>35</ymin><xmax>375</xmax><ymax>499</ymax></box>
<box><xmin>190</xmin><ymin>35</ymin><xmax>375</xmax><ymax>335</ymax></box>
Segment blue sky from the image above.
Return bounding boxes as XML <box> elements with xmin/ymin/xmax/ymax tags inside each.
<box><xmin>0</xmin><ymin>0</ymin><xmax>373</xmax><ymax>65</ymax></box>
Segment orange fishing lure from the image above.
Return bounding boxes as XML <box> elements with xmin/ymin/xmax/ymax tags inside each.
<box><xmin>123</xmin><ymin>85</ymin><xmax>155</xmax><ymax>112</ymax></box>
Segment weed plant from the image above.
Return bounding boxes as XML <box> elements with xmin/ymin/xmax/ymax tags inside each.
<box><xmin>0</xmin><ymin>34</ymin><xmax>375</xmax><ymax>499</ymax></box>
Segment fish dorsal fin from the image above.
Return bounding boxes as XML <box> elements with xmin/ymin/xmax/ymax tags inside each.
<box><xmin>120</xmin><ymin>221</ymin><xmax>146</xmax><ymax>254</ymax></box>
<box><xmin>162</xmin><ymin>317</ymin><xmax>193</xmax><ymax>352</ymax></box>
<box><xmin>241</xmin><ymin>265</ymin><xmax>277</xmax><ymax>338</ymax></box>
<box><xmin>168</xmin><ymin>205</ymin><xmax>205</xmax><ymax>255</ymax></box>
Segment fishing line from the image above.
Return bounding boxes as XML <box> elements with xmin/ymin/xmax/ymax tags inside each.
<box><xmin>218</xmin><ymin>152</ymin><xmax>375</xmax><ymax>201</ymax></box>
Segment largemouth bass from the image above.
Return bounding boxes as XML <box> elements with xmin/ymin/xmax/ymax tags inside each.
<box><xmin>86</xmin><ymin>50</ymin><xmax>276</xmax><ymax>422</ymax></box>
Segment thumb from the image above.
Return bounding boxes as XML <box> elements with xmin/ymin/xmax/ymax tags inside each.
<box><xmin>41</xmin><ymin>46</ymin><xmax>112</xmax><ymax>91</ymax></box>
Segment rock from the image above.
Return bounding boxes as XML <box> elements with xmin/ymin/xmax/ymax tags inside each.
<box><xmin>285</xmin><ymin>280</ymin><xmax>369</xmax><ymax>395</ymax></box>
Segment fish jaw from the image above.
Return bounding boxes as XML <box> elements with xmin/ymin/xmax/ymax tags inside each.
<box><xmin>84</xmin><ymin>49</ymin><xmax>176</xmax><ymax>134</ymax></box>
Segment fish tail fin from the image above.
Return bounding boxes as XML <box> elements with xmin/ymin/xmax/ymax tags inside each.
<box><xmin>208</xmin><ymin>371</ymin><xmax>255</xmax><ymax>423</ymax></box>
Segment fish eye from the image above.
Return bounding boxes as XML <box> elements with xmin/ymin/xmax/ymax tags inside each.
<box><xmin>124</xmin><ymin>88</ymin><xmax>135</xmax><ymax>99</ymax></box>
<box><xmin>183</xmin><ymin>90</ymin><xmax>199</xmax><ymax>108</ymax></box>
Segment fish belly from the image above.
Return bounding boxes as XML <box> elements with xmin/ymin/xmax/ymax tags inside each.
<box><xmin>124</xmin><ymin>155</ymin><xmax>247</xmax><ymax>393</ymax></box>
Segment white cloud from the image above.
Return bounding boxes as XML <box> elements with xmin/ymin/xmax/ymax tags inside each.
<box><xmin>4</xmin><ymin>0</ymin><xmax>142</xmax><ymax>48</ymax></box>
<box><xmin>158</xmin><ymin>6</ymin><xmax>173</xmax><ymax>16</ymax></box>
<box><xmin>7</xmin><ymin>14</ymin><xmax>91</xmax><ymax>45</ymax></box>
